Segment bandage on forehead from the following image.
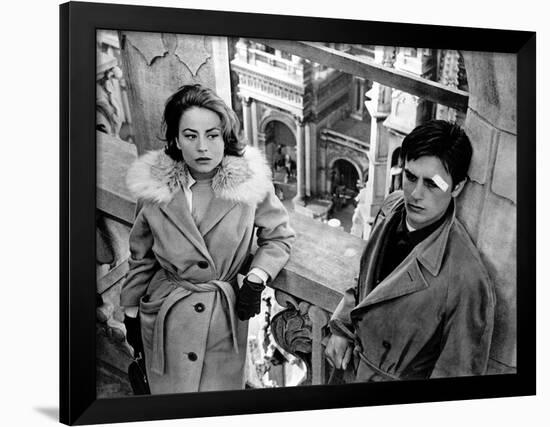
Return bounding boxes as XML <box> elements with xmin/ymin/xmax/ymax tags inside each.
<box><xmin>432</xmin><ymin>174</ymin><xmax>449</xmax><ymax>192</ymax></box>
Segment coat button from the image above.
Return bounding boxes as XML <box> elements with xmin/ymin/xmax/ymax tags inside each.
<box><xmin>197</xmin><ymin>261</ymin><xmax>208</xmax><ymax>269</ymax></box>
<box><xmin>187</xmin><ymin>352</ymin><xmax>198</xmax><ymax>361</ymax></box>
<box><xmin>194</xmin><ymin>303</ymin><xmax>205</xmax><ymax>313</ymax></box>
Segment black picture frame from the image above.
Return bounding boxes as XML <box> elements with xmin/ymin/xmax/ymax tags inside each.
<box><xmin>60</xmin><ymin>1</ymin><xmax>536</xmax><ymax>424</ymax></box>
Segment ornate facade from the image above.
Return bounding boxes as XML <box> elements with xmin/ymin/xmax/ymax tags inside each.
<box><xmin>231</xmin><ymin>40</ymin><xmax>371</xmax><ymax>220</ymax></box>
<box><xmin>232</xmin><ymin>41</ymin><xmax>466</xmax><ymax>235</ymax></box>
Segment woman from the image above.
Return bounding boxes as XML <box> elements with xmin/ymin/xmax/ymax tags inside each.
<box><xmin>120</xmin><ymin>84</ymin><xmax>295</xmax><ymax>394</ymax></box>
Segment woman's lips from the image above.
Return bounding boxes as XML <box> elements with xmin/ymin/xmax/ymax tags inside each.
<box><xmin>195</xmin><ymin>157</ymin><xmax>212</xmax><ymax>163</ymax></box>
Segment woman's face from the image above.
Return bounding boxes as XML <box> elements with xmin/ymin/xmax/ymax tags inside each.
<box><xmin>176</xmin><ymin>107</ymin><xmax>224</xmax><ymax>175</ymax></box>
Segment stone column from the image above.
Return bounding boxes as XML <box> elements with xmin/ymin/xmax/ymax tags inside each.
<box><xmin>360</xmin><ymin>46</ymin><xmax>395</xmax><ymax>232</ymax></box>
<box><xmin>250</xmin><ymin>99</ymin><xmax>259</xmax><ymax>147</ymax></box>
<box><xmin>257</xmin><ymin>131</ymin><xmax>266</xmax><ymax>153</ymax></box>
<box><xmin>293</xmin><ymin>119</ymin><xmax>305</xmax><ymax>204</ymax></box>
<box><xmin>358</xmin><ymin>78</ymin><xmax>366</xmax><ymax>117</ymax></box>
<box><xmin>241</xmin><ymin>96</ymin><xmax>252</xmax><ymax>144</ymax></box>
<box><xmin>305</xmin><ymin>122</ymin><xmax>312</xmax><ymax>197</ymax></box>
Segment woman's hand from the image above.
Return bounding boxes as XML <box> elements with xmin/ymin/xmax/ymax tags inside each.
<box><xmin>325</xmin><ymin>333</ymin><xmax>353</xmax><ymax>370</ymax></box>
<box><xmin>236</xmin><ymin>276</ymin><xmax>265</xmax><ymax>320</ymax></box>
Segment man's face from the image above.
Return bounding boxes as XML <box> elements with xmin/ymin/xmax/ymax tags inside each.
<box><xmin>402</xmin><ymin>156</ymin><xmax>457</xmax><ymax>230</ymax></box>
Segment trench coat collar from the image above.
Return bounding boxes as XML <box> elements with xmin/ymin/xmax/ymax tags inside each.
<box><xmin>159</xmin><ymin>188</ymin><xmax>215</xmax><ymax>266</ymax></box>
<box><xmin>126</xmin><ymin>146</ymin><xmax>272</xmax><ymax>207</ymax></box>
<box><xmin>354</xmin><ymin>197</ymin><xmax>456</xmax><ymax>311</ymax></box>
<box><xmin>198</xmin><ymin>196</ymin><xmax>238</xmax><ymax>237</ymax></box>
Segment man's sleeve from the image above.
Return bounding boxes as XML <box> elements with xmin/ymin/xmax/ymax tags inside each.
<box><xmin>328</xmin><ymin>193</ymin><xmax>398</xmax><ymax>338</ymax></box>
<box><xmin>328</xmin><ymin>287</ymin><xmax>358</xmax><ymax>339</ymax></box>
<box><xmin>430</xmin><ymin>267</ymin><xmax>496</xmax><ymax>378</ymax></box>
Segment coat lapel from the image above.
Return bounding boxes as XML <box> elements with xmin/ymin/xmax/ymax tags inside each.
<box><xmin>353</xmin><ymin>256</ymin><xmax>428</xmax><ymax>311</ymax></box>
<box><xmin>159</xmin><ymin>189</ymin><xmax>213</xmax><ymax>265</ymax></box>
<box><xmin>353</xmin><ymin>199</ymin><xmax>456</xmax><ymax>312</ymax></box>
<box><xmin>198</xmin><ymin>196</ymin><xmax>238</xmax><ymax>237</ymax></box>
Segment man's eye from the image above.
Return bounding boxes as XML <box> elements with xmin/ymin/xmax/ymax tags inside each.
<box><xmin>426</xmin><ymin>181</ymin><xmax>437</xmax><ymax>189</ymax></box>
<box><xmin>405</xmin><ymin>172</ymin><xmax>417</xmax><ymax>182</ymax></box>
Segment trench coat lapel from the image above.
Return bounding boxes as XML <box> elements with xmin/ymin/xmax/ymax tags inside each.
<box><xmin>353</xmin><ymin>257</ymin><xmax>428</xmax><ymax>311</ymax></box>
<box><xmin>354</xmin><ymin>201</ymin><xmax>455</xmax><ymax>311</ymax></box>
<box><xmin>198</xmin><ymin>196</ymin><xmax>238</xmax><ymax>237</ymax></box>
<box><xmin>159</xmin><ymin>189</ymin><xmax>212</xmax><ymax>263</ymax></box>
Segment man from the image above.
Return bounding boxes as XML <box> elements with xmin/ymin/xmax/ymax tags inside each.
<box><xmin>325</xmin><ymin>120</ymin><xmax>495</xmax><ymax>380</ymax></box>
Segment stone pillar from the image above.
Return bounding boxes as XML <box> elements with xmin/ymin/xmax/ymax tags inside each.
<box><xmin>459</xmin><ymin>51</ymin><xmax>517</xmax><ymax>374</ymax></box>
<box><xmin>305</xmin><ymin>122</ymin><xmax>312</xmax><ymax>197</ymax></box>
<box><xmin>251</xmin><ymin>99</ymin><xmax>259</xmax><ymax>147</ymax></box>
<box><xmin>363</xmin><ymin>108</ymin><xmax>390</xmax><ymax>227</ymax></box>
<box><xmin>319</xmin><ymin>139</ymin><xmax>327</xmax><ymax>195</ymax></box>
<box><xmin>352</xmin><ymin>77</ymin><xmax>366</xmax><ymax>120</ymax></box>
<box><xmin>293</xmin><ymin>119</ymin><xmax>305</xmax><ymax>204</ymax></box>
<box><xmin>359</xmin><ymin>46</ymin><xmax>394</xmax><ymax>229</ymax></box>
<box><xmin>358</xmin><ymin>78</ymin><xmax>366</xmax><ymax>117</ymax></box>
<box><xmin>257</xmin><ymin>131</ymin><xmax>266</xmax><ymax>152</ymax></box>
<box><xmin>241</xmin><ymin>96</ymin><xmax>252</xmax><ymax>144</ymax></box>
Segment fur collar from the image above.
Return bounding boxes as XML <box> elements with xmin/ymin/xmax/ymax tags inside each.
<box><xmin>126</xmin><ymin>146</ymin><xmax>273</xmax><ymax>206</ymax></box>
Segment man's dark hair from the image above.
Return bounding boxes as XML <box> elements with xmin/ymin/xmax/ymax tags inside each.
<box><xmin>401</xmin><ymin>120</ymin><xmax>473</xmax><ymax>187</ymax></box>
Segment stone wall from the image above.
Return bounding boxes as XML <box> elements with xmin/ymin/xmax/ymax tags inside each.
<box><xmin>459</xmin><ymin>51</ymin><xmax>517</xmax><ymax>373</ymax></box>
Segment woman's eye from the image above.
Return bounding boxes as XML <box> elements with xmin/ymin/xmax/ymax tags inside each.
<box><xmin>183</xmin><ymin>134</ymin><xmax>196</xmax><ymax>140</ymax></box>
<box><xmin>207</xmin><ymin>133</ymin><xmax>220</xmax><ymax>139</ymax></box>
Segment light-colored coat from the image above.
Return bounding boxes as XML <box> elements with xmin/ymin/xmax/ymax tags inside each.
<box><xmin>121</xmin><ymin>146</ymin><xmax>294</xmax><ymax>393</ymax></box>
<box><xmin>331</xmin><ymin>192</ymin><xmax>495</xmax><ymax>381</ymax></box>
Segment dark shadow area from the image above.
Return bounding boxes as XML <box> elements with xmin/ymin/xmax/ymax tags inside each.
<box><xmin>34</xmin><ymin>407</ymin><xmax>59</xmax><ymax>422</ymax></box>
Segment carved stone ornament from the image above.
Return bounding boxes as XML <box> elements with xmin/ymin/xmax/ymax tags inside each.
<box><xmin>174</xmin><ymin>35</ymin><xmax>211</xmax><ymax>76</ymax></box>
<box><xmin>124</xmin><ymin>32</ymin><xmax>168</xmax><ymax>65</ymax></box>
<box><xmin>270</xmin><ymin>292</ymin><xmax>315</xmax><ymax>384</ymax></box>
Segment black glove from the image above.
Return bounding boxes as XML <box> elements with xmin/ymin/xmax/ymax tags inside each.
<box><xmin>236</xmin><ymin>276</ymin><xmax>265</xmax><ymax>321</ymax></box>
<box><xmin>124</xmin><ymin>315</ymin><xmax>144</xmax><ymax>358</ymax></box>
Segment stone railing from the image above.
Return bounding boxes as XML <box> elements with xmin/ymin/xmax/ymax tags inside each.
<box><xmin>320</xmin><ymin>128</ymin><xmax>370</xmax><ymax>152</ymax></box>
<box><xmin>96</xmin><ymin>131</ymin><xmax>366</xmax><ymax>392</ymax></box>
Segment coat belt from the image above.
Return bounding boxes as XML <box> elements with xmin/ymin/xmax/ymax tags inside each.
<box><xmin>150</xmin><ymin>274</ymin><xmax>239</xmax><ymax>376</ymax></box>
<box><xmin>330</xmin><ymin>318</ymin><xmax>399</xmax><ymax>381</ymax></box>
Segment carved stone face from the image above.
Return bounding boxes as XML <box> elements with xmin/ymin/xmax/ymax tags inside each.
<box><xmin>176</xmin><ymin>107</ymin><xmax>225</xmax><ymax>177</ymax></box>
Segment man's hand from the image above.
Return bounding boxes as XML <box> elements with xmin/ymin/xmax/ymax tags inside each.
<box><xmin>325</xmin><ymin>333</ymin><xmax>353</xmax><ymax>370</ymax></box>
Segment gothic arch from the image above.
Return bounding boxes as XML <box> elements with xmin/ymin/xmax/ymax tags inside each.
<box><xmin>258</xmin><ymin>109</ymin><xmax>297</xmax><ymax>139</ymax></box>
<box><xmin>328</xmin><ymin>156</ymin><xmax>364</xmax><ymax>185</ymax></box>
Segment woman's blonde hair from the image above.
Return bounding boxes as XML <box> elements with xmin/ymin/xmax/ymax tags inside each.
<box><xmin>162</xmin><ymin>84</ymin><xmax>245</xmax><ymax>160</ymax></box>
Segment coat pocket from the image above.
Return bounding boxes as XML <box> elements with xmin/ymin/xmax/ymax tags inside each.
<box><xmin>139</xmin><ymin>275</ymin><xmax>176</xmax><ymax>352</ymax></box>
<box><xmin>139</xmin><ymin>296</ymin><xmax>165</xmax><ymax>352</ymax></box>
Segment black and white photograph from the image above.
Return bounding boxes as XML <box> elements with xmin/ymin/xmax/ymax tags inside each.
<box><xmin>64</xmin><ymin>2</ymin><xmax>537</xmax><ymax>424</ymax></box>
<box><xmin>96</xmin><ymin>31</ymin><xmax>518</xmax><ymax>397</ymax></box>
<box><xmin>4</xmin><ymin>0</ymin><xmax>547</xmax><ymax>426</ymax></box>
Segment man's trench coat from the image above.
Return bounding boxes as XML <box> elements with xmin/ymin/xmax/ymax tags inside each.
<box><xmin>330</xmin><ymin>192</ymin><xmax>496</xmax><ymax>381</ymax></box>
<box><xmin>120</xmin><ymin>146</ymin><xmax>294</xmax><ymax>394</ymax></box>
